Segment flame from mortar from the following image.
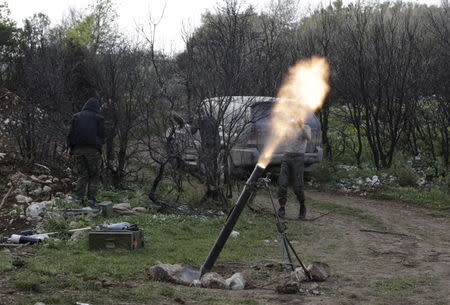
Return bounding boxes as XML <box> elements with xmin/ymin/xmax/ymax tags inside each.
<box><xmin>257</xmin><ymin>57</ymin><xmax>330</xmax><ymax>167</ymax></box>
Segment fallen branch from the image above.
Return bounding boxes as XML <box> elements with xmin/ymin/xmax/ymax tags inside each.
<box><xmin>360</xmin><ymin>229</ymin><xmax>411</xmax><ymax>237</ymax></box>
<box><xmin>304</xmin><ymin>211</ymin><xmax>332</xmax><ymax>222</ymax></box>
<box><xmin>0</xmin><ymin>243</ymin><xmax>23</xmax><ymax>248</ymax></box>
<box><xmin>33</xmin><ymin>163</ymin><xmax>51</xmax><ymax>174</ymax></box>
<box><xmin>0</xmin><ymin>184</ymin><xmax>14</xmax><ymax>209</ymax></box>
<box><xmin>29</xmin><ymin>175</ymin><xmax>51</xmax><ymax>185</ymax></box>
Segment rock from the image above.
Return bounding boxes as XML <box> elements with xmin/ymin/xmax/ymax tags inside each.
<box><xmin>34</xmin><ymin>302</ymin><xmax>46</xmax><ymax>305</ymax></box>
<box><xmin>113</xmin><ymin>202</ymin><xmax>131</xmax><ymax>210</ymax></box>
<box><xmin>67</xmin><ymin>231</ymin><xmax>86</xmax><ymax>245</ymax></box>
<box><xmin>113</xmin><ymin>202</ymin><xmax>137</xmax><ymax>215</ymax></box>
<box><xmin>230</xmin><ymin>230</ymin><xmax>240</xmax><ymax>238</ymax></box>
<box><xmin>132</xmin><ymin>207</ymin><xmax>147</xmax><ymax>214</ymax></box>
<box><xmin>177</xmin><ymin>205</ymin><xmax>191</xmax><ymax>213</ymax></box>
<box><xmin>276</xmin><ymin>281</ymin><xmax>299</xmax><ymax>294</ymax></box>
<box><xmin>26</xmin><ymin>200</ymin><xmax>54</xmax><ymax>217</ymax></box>
<box><xmin>291</xmin><ymin>267</ymin><xmax>308</xmax><ymax>282</ymax></box>
<box><xmin>69</xmin><ymin>221</ymin><xmax>78</xmax><ymax>228</ymax></box>
<box><xmin>307</xmin><ymin>262</ymin><xmax>330</xmax><ymax>282</ymax></box>
<box><xmin>200</xmin><ymin>272</ymin><xmax>228</xmax><ymax>289</ymax></box>
<box><xmin>225</xmin><ymin>273</ymin><xmax>245</xmax><ymax>290</ymax></box>
<box><xmin>29</xmin><ymin>187</ymin><xmax>43</xmax><ymax>196</ymax></box>
<box><xmin>192</xmin><ymin>279</ymin><xmax>202</xmax><ymax>287</ymax></box>
<box><xmin>42</xmin><ymin>186</ymin><xmax>52</xmax><ymax>193</ymax></box>
<box><xmin>148</xmin><ymin>262</ymin><xmax>198</xmax><ymax>286</ymax></box>
<box><xmin>15</xmin><ymin>194</ymin><xmax>32</xmax><ymax>204</ymax></box>
<box><xmin>113</xmin><ymin>203</ymin><xmax>136</xmax><ymax>215</ymax></box>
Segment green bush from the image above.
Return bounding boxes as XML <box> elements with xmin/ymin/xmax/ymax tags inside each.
<box><xmin>394</xmin><ymin>165</ymin><xmax>418</xmax><ymax>187</ymax></box>
<box><xmin>310</xmin><ymin>160</ymin><xmax>339</xmax><ymax>184</ymax></box>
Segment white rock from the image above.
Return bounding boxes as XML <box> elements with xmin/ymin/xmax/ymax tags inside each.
<box><xmin>291</xmin><ymin>267</ymin><xmax>308</xmax><ymax>282</ymax></box>
<box><xmin>113</xmin><ymin>202</ymin><xmax>131</xmax><ymax>210</ymax></box>
<box><xmin>30</xmin><ymin>187</ymin><xmax>43</xmax><ymax>196</ymax></box>
<box><xmin>148</xmin><ymin>262</ymin><xmax>197</xmax><ymax>286</ymax></box>
<box><xmin>230</xmin><ymin>230</ymin><xmax>240</xmax><ymax>238</ymax></box>
<box><xmin>26</xmin><ymin>201</ymin><xmax>54</xmax><ymax>217</ymax></box>
<box><xmin>42</xmin><ymin>186</ymin><xmax>52</xmax><ymax>193</ymax></box>
<box><xmin>132</xmin><ymin>207</ymin><xmax>147</xmax><ymax>214</ymax></box>
<box><xmin>67</xmin><ymin>231</ymin><xmax>86</xmax><ymax>245</ymax></box>
<box><xmin>225</xmin><ymin>273</ymin><xmax>245</xmax><ymax>290</ymax></box>
<box><xmin>200</xmin><ymin>272</ymin><xmax>228</xmax><ymax>289</ymax></box>
<box><xmin>16</xmin><ymin>194</ymin><xmax>32</xmax><ymax>203</ymax></box>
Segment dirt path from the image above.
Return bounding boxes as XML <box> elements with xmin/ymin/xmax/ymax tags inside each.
<box><xmin>242</xmin><ymin>190</ymin><xmax>450</xmax><ymax>305</ymax></box>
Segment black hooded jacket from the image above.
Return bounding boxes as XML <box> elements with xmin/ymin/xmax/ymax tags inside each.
<box><xmin>67</xmin><ymin>98</ymin><xmax>105</xmax><ymax>152</ymax></box>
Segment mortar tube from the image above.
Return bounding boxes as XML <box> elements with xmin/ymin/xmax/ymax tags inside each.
<box><xmin>200</xmin><ymin>164</ymin><xmax>265</xmax><ymax>276</ymax></box>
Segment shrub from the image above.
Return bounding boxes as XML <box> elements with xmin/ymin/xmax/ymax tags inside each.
<box><xmin>310</xmin><ymin>160</ymin><xmax>339</xmax><ymax>184</ymax></box>
<box><xmin>394</xmin><ymin>166</ymin><xmax>418</xmax><ymax>187</ymax></box>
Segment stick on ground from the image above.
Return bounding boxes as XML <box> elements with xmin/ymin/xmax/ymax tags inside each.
<box><xmin>0</xmin><ymin>184</ymin><xmax>14</xmax><ymax>209</ymax></box>
<box><xmin>360</xmin><ymin>229</ymin><xmax>411</xmax><ymax>237</ymax></box>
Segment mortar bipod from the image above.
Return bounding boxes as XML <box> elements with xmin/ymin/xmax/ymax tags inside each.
<box><xmin>257</xmin><ymin>175</ymin><xmax>312</xmax><ymax>280</ymax></box>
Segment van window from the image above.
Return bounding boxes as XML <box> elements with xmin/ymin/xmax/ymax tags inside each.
<box><xmin>251</xmin><ymin>102</ymin><xmax>273</xmax><ymax>123</ymax></box>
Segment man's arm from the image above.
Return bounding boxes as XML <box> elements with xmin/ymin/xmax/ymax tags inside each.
<box><xmin>303</xmin><ymin>124</ymin><xmax>312</xmax><ymax>141</ymax></box>
<box><xmin>98</xmin><ymin>117</ymin><xmax>106</xmax><ymax>141</ymax></box>
<box><xmin>67</xmin><ymin>117</ymin><xmax>75</xmax><ymax>152</ymax></box>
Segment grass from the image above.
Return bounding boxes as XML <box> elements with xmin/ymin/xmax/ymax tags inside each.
<box><xmin>373</xmin><ymin>275</ymin><xmax>439</xmax><ymax>297</ymax></box>
<box><xmin>0</xmin><ymin>250</ymin><xmax>13</xmax><ymax>272</ymax></box>
<box><xmin>5</xmin><ymin>210</ymin><xmax>290</xmax><ymax>304</ymax></box>
<box><xmin>373</xmin><ymin>186</ymin><xmax>450</xmax><ymax>211</ymax></box>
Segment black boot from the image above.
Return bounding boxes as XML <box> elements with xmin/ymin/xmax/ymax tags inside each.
<box><xmin>277</xmin><ymin>206</ymin><xmax>286</xmax><ymax>218</ymax></box>
<box><xmin>87</xmin><ymin>199</ymin><xmax>97</xmax><ymax>209</ymax></box>
<box><xmin>298</xmin><ymin>203</ymin><xmax>306</xmax><ymax>219</ymax></box>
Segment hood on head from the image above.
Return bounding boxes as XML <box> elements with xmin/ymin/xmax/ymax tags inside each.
<box><xmin>82</xmin><ymin>97</ymin><xmax>100</xmax><ymax>113</ymax></box>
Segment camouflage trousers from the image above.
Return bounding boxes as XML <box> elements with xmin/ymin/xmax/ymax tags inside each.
<box><xmin>72</xmin><ymin>147</ymin><xmax>102</xmax><ymax>201</ymax></box>
<box><xmin>278</xmin><ymin>153</ymin><xmax>305</xmax><ymax>207</ymax></box>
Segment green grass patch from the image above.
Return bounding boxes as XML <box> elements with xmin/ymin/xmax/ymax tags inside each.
<box><xmin>373</xmin><ymin>186</ymin><xmax>450</xmax><ymax>211</ymax></box>
<box><xmin>374</xmin><ymin>275</ymin><xmax>439</xmax><ymax>297</ymax></box>
<box><xmin>9</xmin><ymin>211</ymin><xmax>285</xmax><ymax>294</ymax></box>
<box><xmin>308</xmin><ymin>199</ymin><xmax>385</xmax><ymax>228</ymax></box>
<box><xmin>0</xmin><ymin>250</ymin><xmax>13</xmax><ymax>272</ymax></box>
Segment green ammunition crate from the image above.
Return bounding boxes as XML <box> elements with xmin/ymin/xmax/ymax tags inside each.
<box><xmin>88</xmin><ymin>230</ymin><xmax>144</xmax><ymax>250</ymax></box>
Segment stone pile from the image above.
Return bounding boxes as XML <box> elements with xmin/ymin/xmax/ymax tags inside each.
<box><xmin>148</xmin><ymin>262</ymin><xmax>246</xmax><ymax>290</ymax></box>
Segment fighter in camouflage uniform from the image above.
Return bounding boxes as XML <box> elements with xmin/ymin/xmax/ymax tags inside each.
<box><xmin>67</xmin><ymin>98</ymin><xmax>105</xmax><ymax>207</ymax></box>
<box><xmin>277</xmin><ymin>123</ymin><xmax>311</xmax><ymax>219</ymax></box>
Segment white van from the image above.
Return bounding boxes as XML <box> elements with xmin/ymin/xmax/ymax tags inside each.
<box><xmin>178</xmin><ymin>96</ymin><xmax>323</xmax><ymax>173</ymax></box>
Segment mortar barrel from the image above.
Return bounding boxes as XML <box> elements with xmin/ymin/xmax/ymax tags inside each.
<box><xmin>200</xmin><ymin>165</ymin><xmax>265</xmax><ymax>276</ymax></box>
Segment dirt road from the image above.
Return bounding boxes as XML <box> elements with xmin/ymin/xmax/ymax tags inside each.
<box><xmin>222</xmin><ymin>190</ymin><xmax>450</xmax><ymax>305</ymax></box>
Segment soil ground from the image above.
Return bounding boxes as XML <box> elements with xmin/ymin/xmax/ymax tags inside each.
<box><xmin>237</xmin><ymin>190</ymin><xmax>450</xmax><ymax>305</ymax></box>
